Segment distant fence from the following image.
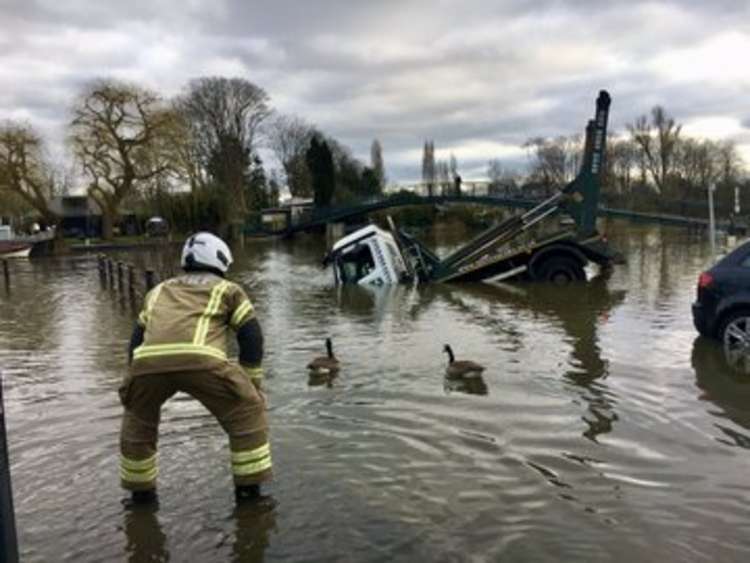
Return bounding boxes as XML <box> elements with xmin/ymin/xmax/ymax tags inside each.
<box><xmin>246</xmin><ymin>192</ymin><xmax>733</xmax><ymax>236</ymax></box>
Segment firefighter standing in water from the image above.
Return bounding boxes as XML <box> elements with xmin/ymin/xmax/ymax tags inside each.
<box><xmin>119</xmin><ymin>232</ymin><xmax>271</xmax><ymax>504</ymax></box>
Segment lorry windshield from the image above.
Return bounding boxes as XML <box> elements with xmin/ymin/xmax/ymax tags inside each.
<box><xmin>337</xmin><ymin>244</ymin><xmax>376</xmax><ymax>283</ymax></box>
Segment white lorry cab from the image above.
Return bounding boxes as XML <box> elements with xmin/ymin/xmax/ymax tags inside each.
<box><xmin>326</xmin><ymin>224</ymin><xmax>409</xmax><ymax>286</ymax></box>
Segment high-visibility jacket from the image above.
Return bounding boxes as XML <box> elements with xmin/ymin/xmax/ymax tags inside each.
<box><xmin>130</xmin><ymin>272</ymin><xmax>262</xmax><ymax>380</ymax></box>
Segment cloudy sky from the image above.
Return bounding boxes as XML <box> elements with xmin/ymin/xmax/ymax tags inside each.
<box><xmin>1</xmin><ymin>0</ymin><xmax>749</xmax><ymax>182</ymax></box>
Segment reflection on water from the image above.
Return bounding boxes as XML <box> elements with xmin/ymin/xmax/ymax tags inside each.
<box><xmin>434</xmin><ymin>277</ymin><xmax>625</xmax><ymax>441</ymax></box>
<box><xmin>443</xmin><ymin>374</ymin><xmax>489</xmax><ymax>396</ymax></box>
<box><xmin>3</xmin><ymin>221</ymin><xmax>750</xmax><ymax>561</ymax></box>
<box><xmin>308</xmin><ymin>372</ymin><xmax>337</xmax><ymax>388</ymax></box>
<box><xmin>230</xmin><ymin>503</ymin><xmax>277</xmax><ymax>562</ymax></box>
<box><xmin>691</xmin><ymin>337</ymin><xmax>750</xmax><ymax>448</ymax></box>
<box><xmin>123</xmin><ymin>506</ymin><xmax>168</xmax><ymax>563</ymax></box>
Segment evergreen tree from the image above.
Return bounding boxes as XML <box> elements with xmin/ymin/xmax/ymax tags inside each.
<box><xmin>370</xmin><ymin>139</ymin><xmax>385</xmax><ymax>193</ymax></box>
<box><xmin>306</xmin><ymin>136</ymin><xmax>336</xmax><ymax>207</ymax></box>
<box><xmin>361</xmin><ymin>167</ymin><xmax>380</xmax><ymax>198</ymax></box>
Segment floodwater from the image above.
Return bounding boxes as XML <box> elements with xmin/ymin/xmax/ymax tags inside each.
<box><xmin>2</xmin><ymin>219</ymin><xmax>750</xmax><ymax>562</ymax></box>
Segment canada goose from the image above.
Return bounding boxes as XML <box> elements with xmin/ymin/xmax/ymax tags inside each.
<box><xmin>307</xmin><ymin>338</ymin><xmax>340</xmax><ymax>374</ymax></box>
<box><xmin>443</xmin><ymin>344</ymin><xmax>485</xmax><ymax>378</ymax></box>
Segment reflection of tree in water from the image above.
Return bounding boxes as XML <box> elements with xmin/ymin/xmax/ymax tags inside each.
<box><xmin>123</xmin><ymin>506</ymin><xmax>168</xmax><ymax>563</ymax></box>
<box><xmin>691</xmin><ymin>337</ymin><xmax>750</xmax><ymax>449</ymax></box>
<box><xmin>439</xmin><ymin>275</ymin><xmax>625</xmax><ymax>441</ymax></box>
<box><xmin>554</xmin><ymin>281</ymin><xmax>621</xmax><ymax>442</ymax></box>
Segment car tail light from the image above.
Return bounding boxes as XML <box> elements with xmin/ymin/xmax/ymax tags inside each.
<box><xmin>698</xmin><ymin>272</ymin><xmax>714</xmax><ymax>289</ymax></box>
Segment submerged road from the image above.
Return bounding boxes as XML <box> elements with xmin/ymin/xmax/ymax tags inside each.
<box><xmin>1</xmin><ymin>219</ymin><xmax>749</xmax><ymax>561</ymax></box>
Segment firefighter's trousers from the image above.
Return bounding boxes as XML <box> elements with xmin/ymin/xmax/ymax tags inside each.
<box><xmin>118</xmin><ymin>363</ymin><xmax>271</xmax><ymax>491</ymax></box>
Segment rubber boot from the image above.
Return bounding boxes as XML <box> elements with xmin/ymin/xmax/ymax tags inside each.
<box><xmin>235</xmin><ymin>484</ymin><xmax>261</xmax><ymax>502</ymax></box>
<box><xmin>122</xmin><ymin>489</ymin><xmax>158</xmax><ymax>508</ymax></box>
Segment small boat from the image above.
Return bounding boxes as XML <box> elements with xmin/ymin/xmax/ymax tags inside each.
<box><xmin>0</xmin><ymin>225</ymin><xmax>35</xmax><ymax>258</ymax></box>
<box><xmin>0</xmin><ymin>241</ymin><xmax>32</xmax><ymax>258</ymax></box>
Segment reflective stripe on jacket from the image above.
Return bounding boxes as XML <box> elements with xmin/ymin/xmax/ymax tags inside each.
<box><xmin>131</xmin><ymin>272</ymin><xmax>256</xmax><ymax>375</ymax></box>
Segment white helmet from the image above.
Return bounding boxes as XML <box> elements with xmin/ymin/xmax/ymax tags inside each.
<box><xmin>181</xmin><ymin>232</ymin><xmax>233</xmax><ymax>274</ymax></box>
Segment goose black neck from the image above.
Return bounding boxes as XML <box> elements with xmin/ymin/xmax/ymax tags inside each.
<box><xmin>326</xmin><ymin>338</ymin><xmax>333</xmax><ymax>358</ymax></box>
<box><xmin>445</xmin><ymin>345</ymin><xmax>455</xmax><ymax>364</ymax></box>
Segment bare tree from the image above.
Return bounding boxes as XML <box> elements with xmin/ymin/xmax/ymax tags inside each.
<box><xmin>487</xmin><ymin>159</ymin><xmax>519</xmax><ymax>195</ymax></box>
<box><xmin>167</xmin><ymin>108</ymin><xmax>208</xmax><ymax>192</ymax></box>
<box><xmin>606</xmin><ymin>137</ymin><xmax>639</xmax><ymax>195</ymax></box>
<box><xmin>716</xmin><ymin>140</ymin><xmax>743</xmax><ymax>186</ymax></box>
<box><xmin>70</xmin><ymin>79</ymin><xmax>176</xmax><ymax>239</ymax></box>
<box><xmin>676</xmin><ymin>138</ymin><xmax>720</xmax><ymax>194</ymax></box>
<box><xmin>523</xmin><ymin>136</ymin><xmax>579</xmax><ymax>191</ymax></box>
<box><xmin>177</xmin><ymin>77</ymin><xmax>271</xmax><ymax>235</ymax></box>
<box><xmin>627</xmin><ymin>106</ymin><xmax>682</xmax><ymax>194</ymax></box>
<box><xmin>0</xmin><ymin>121</ymin><xmax>60</xmax><ymax>229</ymax></box>
<box><xmin>266</xmin><ymin>113</ymin><xmax>315</xmax><ymax>198</ymax></box>
<box><xmin>674</xmin><ymin>139</ymin><xmax>744</xmax><ymax>212</ymax></box>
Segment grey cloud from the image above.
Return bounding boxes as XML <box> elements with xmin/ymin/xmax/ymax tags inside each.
<box><xmin>2</xmin><ymin>0</ymin><xmax>750</xmax><ymax>181</ymax></box>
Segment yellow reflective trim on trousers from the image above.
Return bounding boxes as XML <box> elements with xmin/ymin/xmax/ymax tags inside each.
<box><xmin>193</xmin><ymin>281</ymin><xmax>230</xmax><ymax>346</ymax></box>
<box><xmin>231</xmin><ymin>300</ymin><xmax>254</xmax><ymax>328</ymax></box>
<box><xmin>232</xmin><ymin>455</ymin><xmax>272</xmax><ymax>476</ymax></box>
<box><xmin>231</xmin><ymin>443</ymin><xmax>271</xmax><ymax>464</ymax></box>
<box><xmin>120</xmin><ymin>453</ymin><xmax>157</xmax><ymax>471</ymax></box>
<box><xmin>133</xmin><ymin>343</ymin><xmax>227</xmax><ymax>361</ymax></box>
<box><xmin>242</xmin><ymin>366</ymin><xmax>264</xmax><ymax>380</ymax></box>
<box><xmin>120</xmin><ymin>467</ymin><xmax>158</xmax><ymax>483</ymax></box>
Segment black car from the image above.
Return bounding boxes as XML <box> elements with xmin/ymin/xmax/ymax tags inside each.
<box><xmin>693</xmin><ymin>240</ymin><xmax>750</xmax><ymax>366</ymax></box>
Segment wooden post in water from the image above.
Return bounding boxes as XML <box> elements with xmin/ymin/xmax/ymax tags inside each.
<box><xmin>127</xmin><ymin>264</ymin><xmax>135</xmax><ymax>301</ymax></box>
<box><xmin>97</xmin><ymin>255</ymin><xmax>106</xmax><ymax>286</ymax></box>
<box><xmin>145</xmin><ymin>269</ymin><xmax>156</xmax><ymax>291</ymax></box>
<box><xmin>0</xmin><ymin>372</ymin><xmax>20</xmax><ymax>563</ymax></box>
<box><xmin>116</xmin><ymin>262</ymin><xmax>124</xmax><ymax>293</ymax></box>
<box><xmin>106</xmin><ymin>259</ymin><xmax>114</xmax><ymax>289</ymax></box>
<box><xmin>2</xmin><ymin>260</ymin><xmax>9</xmax><ymax>291</ymax></box>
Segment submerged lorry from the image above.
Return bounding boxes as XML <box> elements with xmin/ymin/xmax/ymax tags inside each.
<box><xmin>325</xmin><ymin>90</ymin><xmax>621</xmax><ymax>286</ymax></box>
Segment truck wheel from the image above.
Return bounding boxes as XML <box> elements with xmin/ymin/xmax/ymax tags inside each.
<box><xmin>537</xmin><ymin>257</ymin><xmax>585</xmax><ymax>284</ymax></box>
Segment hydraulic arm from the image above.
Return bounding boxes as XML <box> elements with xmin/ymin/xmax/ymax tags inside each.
<box><xmin>412</xmin><ymin>90</ymin><xmax>612</xmax><ymax>282</ymax></box>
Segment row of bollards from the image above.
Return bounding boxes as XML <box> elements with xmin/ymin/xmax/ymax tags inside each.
<box><xmin>97</xmin><ymin>255</ymin><xmax>158</xmax><ymax>305</ymax></box>
<box><xmin>0</xmin><ymin>255</ymin><xmax>166</xmax><ymax>563</ymax></box>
